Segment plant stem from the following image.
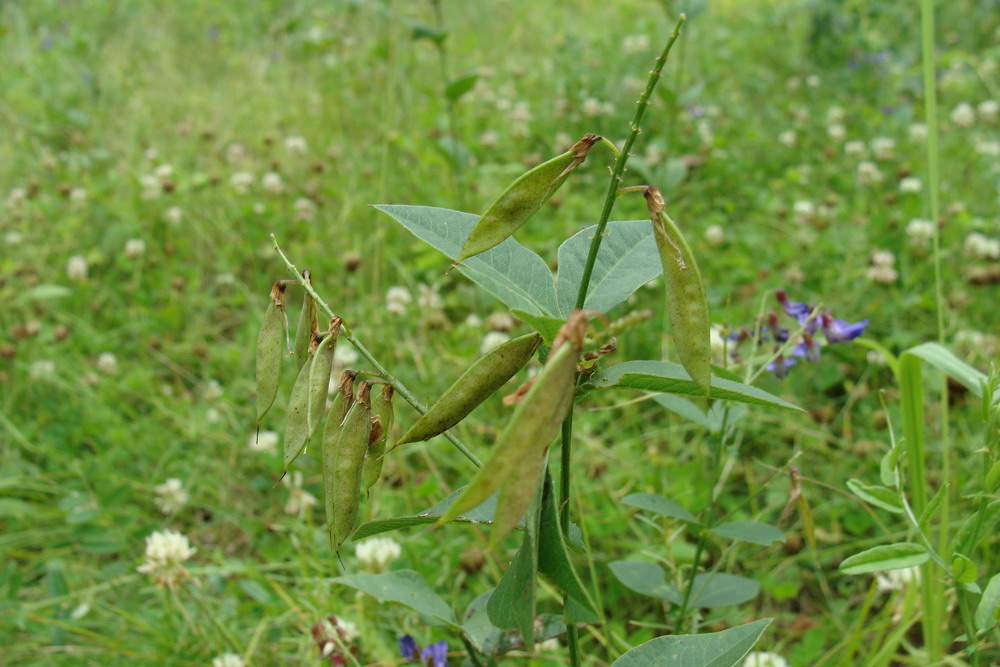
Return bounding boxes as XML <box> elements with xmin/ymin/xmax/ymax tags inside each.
<box><xmin>573</xmin><ymin>14</ymin><xmax>686</xmax><ymax>312</ymax></box>
<box><xmin>270</xmin><ymin>235</ymin><xmax>482</xmax><ymax>468</ymax></box>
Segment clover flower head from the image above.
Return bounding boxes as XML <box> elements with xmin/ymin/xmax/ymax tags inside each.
<box><xmin>355</xmin><ymin>537</ymin><xmax>401</xmax><ymax>571</ymax></box>
<box><xmin>211</xmin><ymin>654</ymin><xmax>244</xmax><ymax>667</ymax></box>
<box><xmin>743</xmin><ymin>651</ymin><xmax>789</xmax><ymax>667</ymax></box>
<box><xmin>136</xmin><ymin>530</ymin><xmax>196</xmax><ymax>588</ymax></box>
<box><xmin>153</xmin><ymin>478</ymin><xmax>189</xmax><ymax>514</ymax></box>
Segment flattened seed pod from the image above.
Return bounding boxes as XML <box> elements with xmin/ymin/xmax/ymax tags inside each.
<box><xmin>489</xmin><ymin>445</ymin><xmax>547</xmax><ymax>548</ymax></box>
<box><xmin>283</xmin><ymin>318</ymin><xmax>341</xmax><ymax>470</ymax></box>
<box><xmin>255</xmin><ymin>281</ymin><xmax>287</xmax><ymax>426</ymax></box>
<box><xmin>394</xmin><ymin>333</ymin><xmax>542</xmax><ymax>448</ymax></box>
<box><xmin>438</xmin><ymin>314</ymin><xmax>586</xmax><ymax>526</ymax></box>
<box><xmin>294</xmin><ymin>271</ymin><xmax>318</xmax><ymax>370</ymax></box>
<box><xmin>644</xmin><ymin>187</ymin><xmax>712</xmax><ymax>396</ymax></box>
<box><xmin>457</xmin><ymin>134</ymin><xmax>600</xmax><ymax>262</ymax></box>
<box><xmin>333</xmin><ymin>381</ymin><xmax>372</xmax><ymax>551</ymax></box>
<box><xmin>363</xmin><ymin>385</ymin><xmax>394</xmax><ymax>490</ymax></box>
<box><xmin>322</xmin><ymin>371</ymin><xmax>355</xmax><ymax>547</ymax></box>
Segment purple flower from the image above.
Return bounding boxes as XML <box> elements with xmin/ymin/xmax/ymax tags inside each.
<box><xmin>399</xmin><ymin>635</ymin><xmax>418</xmax><ymax>661</ymax></box>
<box><xmin>776</xmin><ymin>289</ymin><xmax>818</xmax><ymax>333</ymax></box>
<box><xmin>421</xmin><ymin>641</ymin><xmax>448</xmax><ymax>667</ymax></box>
<box><xmin>821</xmin><ymin>311</ymin><xmax>868</xmax><ymax>343</ymax></box>
<box><xmin>767</xmin><ymin>313</ymin><xmax>790</xmax><ymax>343</ymax></box>
<box><xmin>766</xmin><ymin>355</ymin><xmax>797</xmax><ymax>379</ymax></box>
<box><xmin>791</xmin><ymin>333</ymin><xmax>821</xmax><ymax>363</ymax></box>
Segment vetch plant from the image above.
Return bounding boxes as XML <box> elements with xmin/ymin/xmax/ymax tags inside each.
<box><xmin>256</xmin><ymin>15</ymin><xmax>808</xmax><ymax>665</ymax></box>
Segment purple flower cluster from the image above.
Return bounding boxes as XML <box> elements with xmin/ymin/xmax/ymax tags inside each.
<box><xmin>727</xmin><ymin>289</ymin><xmax>868</xmax><ymax>379</ymax></box>
<box><xmin>400</xmin><ymin>635</ymin><xmax>448</xmax><ymax>667</ymax></box>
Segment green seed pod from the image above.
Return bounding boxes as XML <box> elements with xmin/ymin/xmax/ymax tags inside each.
<box><xmin>457</xmin><ymin>134</ymin><xmax>600</xmax><ymax>262</ymax></box>
<box><xmin>363</xmin><ymin>384</ymin><xmax>395</xmax><ymax>490</ymax></box>
<box><xmin>333</xmin><ymin>381</ymin><xmax>372</xmax><ymax>551</ymax></box>
<box><xmin>294</xmin><ymin>270</ymin><xmax>318</xmax><ymax>370</ymax></box>
<box><xmin>394</xmin><ymin>333</ymin><xmax>542</xmax><ymax>448</ymax></box>
<box><xmin>255</xmin><ymin>282</ymin><xmax>287</xmax><ymax>426</ymax></box>
<box><xmin>645</xmin><ymin>187</ymin><xmax>712</xmax><ymax>396</ymax></box>
<box><xmin>322</xmin><ymin>371</ymin><xmax>356</xmax><ymax>548</ymax></box>
<box><xmin>489</xmin><ymin>445</ymin><xmax>547</xmax><ymax>549</ymax></box>
<box><xmin>283</xmin><ymin>318</ymin><xmax>341</xmax><ymax>470</ymax></box>
<box><xmin>438</xmin><ymin>314</ymin><xmax>585</xmax><ymax>528</ymax></box>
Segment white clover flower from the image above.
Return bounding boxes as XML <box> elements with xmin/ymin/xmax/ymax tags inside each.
<box><xmin>906</xmin><ymin>219</ymin><xmax>935</xmax><ymax>247</ymax></box>
<box><xmin>154</xmin><ymin>164</ymin><xmax>173</xmax><ymax>179</ymax></box>
<box><xmin>386</xmin><ymin>286</ymin><xmax>412</xmax><ymax>315</ymax></box>
<box><xmin>964</xmin><ymin>232</ymin><xmax>1000</xmax><ymax>260</ymax></box>
<box><xmin>866</xmin><ymin>350</ymin><xmax>888</xmax><ymax>366</ymax></box>
<box><xmin>827</xmin><ymin>124</ymin><xmax>846</xmax><ymax>141</ymax></box>
<box><xmin>622</xmin><ymin>34</ymin><xmax>650</xmax><ymax>53</ymax></box>
<box><xmin>355</xmin><ymin>536</ymin><xmax>402</xmax><ymax>571</ymax></box>
<box><xmin>69</xmin><ymin>187</ymin><xmax>87</xmax><ymax>202</ymax></box>
<box><xmin>793</xmin><ymin>200</ymin><xmax>815</xmax><ymax>223</ymax></box>
<box><xmin>510</xmin><ymin>101</ymin><xmax>532</xmax><ymax>123</ymax></box>
<box><xmin>96</xmin><ymin>352</ymin><xmax>118</xmax><ymax>374</ymax></box>
<box><xmin>29</xmin><ymin>360</ymin><xmax>56</xmax><ymax>379</ymax></box>
<box><xmin>67</xmin><ymin>255</ymin><xmax>89</xmax><ymax>281</ymax></box>
<box><xmin>294</xmin><ymin>197</ymin><xmax>316</xmax><ymax>222</ymax></box>
<box><xmin>704</xmin><ymin>224</ymin><xmax>724</xmax><ymax>245</ymax></box>
<box><xmin>164</xmin><ymin>206</ymin><xmax>184</xmax><ymax>225</ymax></box>
<box><xmin>868</xmin><ymin>264</ymin><xmax>899</xmax><ymax>284</ymax></box>
<box><xmin>124</xmin><ymin>238</ymin><xmax>146</xmax><ymax>259</ymax></box>
<box><xmin>697</xmin><ymin>120</ymin><xmax>714</xmax><ymax>145</ymax></box>
<box><xmin>871</xmin><ymin>137</ymin><xmax>895</xmax><ymax>160</ymax></box>
<box><xmin>876</xmin><ymin>566</ymin><xmax>920</xmax><ymax>593</ymax></box>
<box><xmin>202</xmin><ymin>380</ymin><xmax>223</xmax><ymax>401</ymax></box>
<box><xmin>978</xmin><ymin>99</ymin><xmax>999</xmax><ymax>122</ymax></box>
<box><xmin>844</xmin><ymin>140</ymin><xmax>866</xmax><ymax>157</ymax></box>
<box><xmin>154</xmin><ymin>478</ymin><xmax>189</xmax><ymax>514</ymax></box>
<box><xmin>333</xmin><ymin>344</ymin><xmax>359</xmax><ymax>370</ymax></box>
<box><xmin>5</xmin><ymin>231</ymin><xmax>23</xmax><ymax>245</ymax></box>
<box><xmin>899</xmin><ymin>177</ymin><xmax>921</xmax><ymax>193</ymax></box>
<box><xmin>786</xmin><ymin>76</ymin><xmax>801</xmax><ymax>91</ymax></box>
<box><xmin>136</xmin><ymin>530</ymin><xmax>196</xmax><ymax>587</ymax></box>
<box><xmin>481</xmin><ymin>331</ymin><xmax>510</xmax><ymax>354</ymax></box>
<box><xmin>826</xmin><ymin>106</ymin><xmax>846</xmax><ymax>124</ymax></box>
<box><xmin>282</xmin><ymin>471</ymin><xmax>317</xmax><ymax>516</ymax></box>
<box><xmin>951</xmin><ymin>102</ymin><xmax>975</xmax><ymax>128</ymax></box>
<box><xmin>871</xmin><ymin>250</ymin><xmax>896</xmax><ymax>267</ymax></box>
<box><xmin>709</xmin><ymin>325</ymin><xmax>727</xmax><ymax>362</ymax></box>
<box><xmin>975</xmin><ymin>139</ymin><xmax>1000</xmax><ymax>156</ymax></box>
<box><xmin>479</xmin><ymin>131</ymin><xmax>499</xmax><ymax>148</ymax></box>
<box><xmin>806</xmin><ymin>74</ymin><xmax>820</xmax><ymax>87</ymax></box>
<box><xmin>216</xmin><ymin>273</ymin><xmax>236</xmax><ymax>286</ymax></box>
<box><xmin>463</xmin><ymin>313</ymin><xmax>483</xmax><ymax>328</ymax></box>
<box><xmin>743</xmin><ymin>652</ymin><xmax>789</xmax><ymax>667</ymax></box>
<box><xmin>5</xmin><ymin>186</ymin><xmax>28</xmax><ymax>209</ymax></box>
<box><xmin>211</xmin><ymin>653</ymin><xmax>245</xmax><ymax>667</ymax></box>
<box><xmin>857</xmin><ymin>161</ymin><xmax>884</xmax><ymax>185</ymax></box>
<box><xmin>908</xmin><ymin>123</ymin><xmax>928</xmax><ymax>142</ymax></box>
<box><xmin>249</xmin><ymin>430</ymin><xmax>279</xmax><ymax>454</ymax></box>
<box><xmin>535</xmin><ymin>638</ymin><xmax>561</xmax><ymax>651</ymax></box>
<box><xmin>417</xmin><ymin>283</ymin><xmax>444</xmax><ymax>310</ymax></box>
<box><xmin>486</xmin><ymin>312</ymin><xmax>517</xmax><ymax>331</ymax></box>
<box><xmin>284</xmin><ymin>135</ymin><xmax>308</xmax><ymax>154</ymax></box>
<box><xmin>261</xmin><ymin>171</ymin><xmax>284</xmax><ymax>194</ymax></box>
<box><xmin>778</xmin><ymin>130</ymin><xmax>796</xmax><ymax>147</ymax></box>
<box><xmin>230</xmin><ymin>171</ymin><xmax>253</xmax><ymax>194</ymax></box>
<box><xmin>582</xmin><ymin>97</ymin><xmax>603</xmax><ymax>117</ymax></box>
<box><xmin>226</xmin><ymin>143</ymin><xmax>247</xmax><ymax>164</ymax></box>
<box><xmin>140</xmin><ymin>174</ymin><xmax>161</xmax><ymax>200</ymax></box>
<box><xmin>338</xmin><ymin>619</ymin><xmax>360</xmax><ymax>642</ymax></box>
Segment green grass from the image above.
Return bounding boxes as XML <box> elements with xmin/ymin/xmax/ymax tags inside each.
<box><xmin>2</xmin><ymin>0</ymin><xmax>999</xmax><ymax>664</ymax></box>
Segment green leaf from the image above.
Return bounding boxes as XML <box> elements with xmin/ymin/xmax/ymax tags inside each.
<box><xmin>410</xmin><ymin>22</ymin><xmax>447</xmax><ymax>44</ymax></box>
<box><xmin>711</xmin><ymin>521</ymin><xmax>785</xmax><ymax>546</ymax></box>
<box><xmin>917</xmin><ymin>482</ymin><xmax>949</xmax><ymax>529</ymax></box>
<box><xmin>511</xmin><ymin>310</ymin><xmax>564</xmax><ymax>345</ymax></box>
<box><xmin>846</xmin><ymin>480</ymin><xmax>904</xmax><ymax>514</ymax></box>
<box><xmin>950</xmin><ymin>554</ymin><xmax>978</xmax><ymax>584</ymax></box>
<box><xmin>333</xmin><ymin>570</ymin><xmax>456</xmax><ymax>625</ymax></box>
<box><xmin>537</xmin><ymin>477</ymin><xmax>598</xmax><ymax>617</ymax></box>
<box><xmin>446</xmin><ymin>74</ymin><xmax>479</xmax><ymax>102</ymax></box>
<box><xmin>611</xmin><ymin>618</ymin><xmax>772</xmax><ymax>667</ymax></box>
<box><xmin>555</xmin><ymin>220</ymin><xmax>662</xmax><ymax>316</ymax></box>
<box><xmin>461</xmin><ymin>591</ymin><xmax>496</xmax><ymax>652</ymax></box>
<box><xmin>487</xmin><ymin>534</ymin><xmax>537</xmax><ymax>647</ymax></box>
<box><xmin>975</xmin><ymin>573</ymin><xmax>1000</xmax><ymax>632</ymax></box>
<box><xmin>609</xmin><ymin>561</ymin><xmax>758</xmax><ymax>608</ymax></box>
<box><xmin>353</xmin><ymin>488</ymin><xmax>500</xmax><ymax>540</ymax></box>
<box><xmin>903</xmin><ymin>342</ymin><xmax>987</xmax><ymax>397</ymax></box>
<box><xmin>375</xmin><ymin>205</ymin><xmax>558</xmax><ymax>316</ymax></box>
<box><xmin>952</xmin><ymin>500</ymin><xmax>1000</xmax><ymax>556</ymax></box>
<box><xmin>653</xmin><ymin>394</ymin><xmax>743</xmax><ymax>432</ymax></box>
<box><xmin>582</xmin><ymin>361</ymin><xmax>802</xmax><ymax>411</ymax></box>
<box><xmin>623</xmin><ymin>492</ymin><xmax>700</xmax><ymax>524</ymax></box>
<box><xmin>839</xmin><ymin>543</ymin><xmax>929</xmax><ymax>575</ymax></box>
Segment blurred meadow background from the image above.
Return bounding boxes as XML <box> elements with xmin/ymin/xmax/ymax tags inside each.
<box><xmin>1</xmin><ymin>0</ymin><xmax>999</xmax><ymax>664</ymax></box>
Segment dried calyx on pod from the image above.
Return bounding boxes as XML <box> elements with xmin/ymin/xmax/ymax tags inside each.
<box><xmin>363</xmin><ymin>384</ymin><xmax>394</xmax><ymax>490</ymax></box>
<box><xmin>457</xmin><ymin>134</ymin><xmax>601</xmax><ymax>262</ymax></box>
<box><xmin>644</xmin><ymin>186</ymin><xmax>712</xmax><ymax>396</ymax></box>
